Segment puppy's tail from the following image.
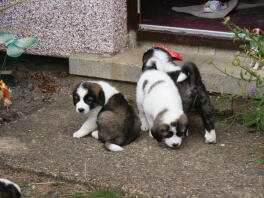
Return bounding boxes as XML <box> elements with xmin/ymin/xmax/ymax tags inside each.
<box><xmin>104</xmin><ymin>143</ymin><xmax>124</xmax><ymax>152</ymax></box>
<box><xmin>176</xmin><ymin>62</ymin><xmax>202</xmax><ymax>84</ymax></box>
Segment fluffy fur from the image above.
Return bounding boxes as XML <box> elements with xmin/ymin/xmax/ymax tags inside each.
<box><xmin>142</xmin><ymin>48</ymin><xmax>216</xmax><ymax>144</ymax></box>
<box><xmin>136</xmin><ymin>69</ymin><xmax>188</xmax><ymax>148</ymax></box>
<box><xmin>72</xmin><ymin>81</ymin><xmax>140</xmax><ymax>152</ymax></box>
<box><xmin>0</xmin><ymin>178</ymin><xmax>21</xmax><ymax>198</ymax></box>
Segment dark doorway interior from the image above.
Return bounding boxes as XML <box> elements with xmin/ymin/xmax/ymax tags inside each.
<box><xmin>140</xmin><ymin>0</ymin><xmax>264</xmax><ymax>32</ymax></box>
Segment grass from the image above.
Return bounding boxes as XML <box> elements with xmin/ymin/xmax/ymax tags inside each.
<box><xmin>86</xmin><ymin>188</ymin><xmax>120</xmax><ymax>198</ymax></box>
<box><xmin>73</xmin><ymin>193</ymin><xmax>90</xmax><ymax>198</ymax></box>
<box><xmin>255</xmin><ymin>157</ymin><xmax>264</xmax><ymax>164</ymax></box>
<box><xmin>51</xmin><ymin>180</ymin><xmax>62</xmax><ymax>186</ymax></box>
<box><xmin>249</xmin><ymin>149</ymin><xmax>256</xmax><ymax>155</ymax></box>
<box><xmin>17</xmin><ymin>181</ymin><xmax>29</xmax><ymax>189</ymax></box>
<box><xmin>16</xmin><ymin>179</ymin><xmax>121</xmax><ymax>198</ymax></box>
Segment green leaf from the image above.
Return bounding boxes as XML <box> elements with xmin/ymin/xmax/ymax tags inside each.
<box><xmin>255</xmin><ymin>158</ymin><xmax>264</xmax><ymax>164</ymax></box>
<box><xmin>14</xmin><ymin>37</ymin><xmax>37</xmax><ymax>48</ymax></box>
<box><xmin>6</xmin><ymin>43</ymin><xmax>24</xmax><ymax>57</ymax></box>
<box><xmin>0</xmin><ymin>32</ymin><xmax>16</xmax><ymax>45</ymax></box>
<box><xmin>232</xmin><ymin>58</ymin><xmax>240</xmax><ymax>66</ymax></box>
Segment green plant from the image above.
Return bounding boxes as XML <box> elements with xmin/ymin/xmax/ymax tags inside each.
<box><xmin>255</xmin><ymin>157</ymin><xmax>264</xmax><ymax>164</ymax></box>
<box><xmin>51</xmin><ymin>180</ymin><xmax>62</xmax><ymax>186</ymax></box>
<box><xmin>73</xmin><ymin>192</ymin><xmax>89</xmax><ymax>198</ymax></box>
<box><xmin>87</xmin><ymin>188</ymin><xmax>120</xmax><ymax>198</ymax></box>
<box><xmin>209</xmin><ymin>17</ymin><xmax>264</xmax><ymax>132</ymax></box>
<box><xmin>249</xmin><ymin>149</ymin><xmax>256</xmax><ymax>155</ymax></box>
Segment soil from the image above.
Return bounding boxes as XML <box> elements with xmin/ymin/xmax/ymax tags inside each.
<box><xmin>0</xmin><ymin>163</ymin><xmax>94</xmax><ymax>198</ymax></box>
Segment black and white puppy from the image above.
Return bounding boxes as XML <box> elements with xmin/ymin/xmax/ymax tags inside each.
<box><xmin>136</xmin><ymin>69</ymin><xmax>188</xmax><ymax>148</ymax></box>
<box><xmin>142</xmin><ymin>48</ymin><xmax>216</xmax><ymax>144</ymax></box>
<box><xmin>0</xmin><ymin>178</ymin><xmax>21</xmax><ymax>198</ymax></box>
<box><xmin>72</xmin><ymin>81</ymin><xmax>140</xmax><ymax>152</ymax></box>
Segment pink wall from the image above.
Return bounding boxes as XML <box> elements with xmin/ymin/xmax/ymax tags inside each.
<box><xmin>0</xmin><ymin>0</ymin><xmax>128</xmax><ymax>57</ymax></box>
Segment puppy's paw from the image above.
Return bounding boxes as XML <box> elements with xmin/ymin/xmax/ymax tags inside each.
<box><xmin>205</xmin><ymin>129</ymin><xmax>216</xmax><ymax>144</ymax></box>
<box><xmin>105</xmin><ymin>143</ymin><xmax>124</xmax><ymax>152</ymax></box>
<box><xmin>91</xmin><ymin>130</ymin><xmax>99</xmax><ymax>140</ymax></box>
<box><xmin>141</xmin><ymin>126</ymin><xmax>149</xmax><ymax>131</ymax></box>
<box><xmin>183</xmin><ymin>129</ymin><xmax>189</xmax><ymax>138</ymax></box>
<box><xmin>73</xmin><ymin>130</ymin><xmax>86</xmax><ymax>138</ymax></box>
<box><xmin>148</xmin><ymin>130</ymin><xmax>153</xmax><ymax>138</ymax></box>
<box><xmin>140</xmin><ymin>122</ymin><xmax>149</xmax><ymax>131</ymax></box>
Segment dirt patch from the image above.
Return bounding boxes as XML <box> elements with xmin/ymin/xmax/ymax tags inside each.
<box><xmin>0</xmin><ymin>163</ymin><xmax>97</xmax><ymax>198</ymax></box>
<box><xmin>0</xmin><ymin>137</ymin><xmax>28</xmax><ymax>154</ymax></box>
<box><xmin>0</xmin><ymin>71</ymin><xmax>68</xmax><ymax>124</ymax></box>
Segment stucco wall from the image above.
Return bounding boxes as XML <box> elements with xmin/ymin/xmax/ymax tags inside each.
<box><xmin>0</xmin><ymin>0</ymin><xmax>128</xmax><ymax>57</ymax></box>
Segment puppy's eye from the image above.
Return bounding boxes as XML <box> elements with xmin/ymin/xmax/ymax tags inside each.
<box><xmin>87</xmin><ymin>100</ymin><xmax>94</xmax><ymax>105</ymax></box>
<box><xmin>74</xmin><ymin>95</ymin><xmax>79</xmax><ymax>100</ymax></box>
<box><xmin>85</xmin><ymin>96</ymin><xmax>95</xmax><ymax>105</ymax></box>
<box><xmin>73</xmin><ymin>94</ymin><xmax>80</xmax><ymax>101</ymax></box>
<box><xmin>165</xmin><ymin>131</ymin><xmax>173</xmax><ymax>138</ymax></box>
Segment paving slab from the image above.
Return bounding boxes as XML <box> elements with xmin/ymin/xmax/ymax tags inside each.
<box><xmin>0</xmin><ymin>76</ymin><xmax>264</xmax><ymax>198</ymax></box>
<box><xmin>70</xmin><ymin>47</ymin><xmax>264</xmax><ymax>95</ymax></box>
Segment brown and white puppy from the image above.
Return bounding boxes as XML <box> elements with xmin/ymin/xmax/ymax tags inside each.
<box><xmin>142</xmin><ymin>48</ymin><xmax>216</xmax><ymax>144</ymax></box>
<box><xmin>0</xmin><ymin>178</ymin><xmax>21</xmax><ymax>198</ymax></box>
<box><xmin>72</xmin><ymin>81</ymin><xmax>140</xmax><ymax>152</ymax></box>
<box><xmin>136</xmin><ymin>69</ymin><xmax>188</xmax><ymax>148</ymax></box>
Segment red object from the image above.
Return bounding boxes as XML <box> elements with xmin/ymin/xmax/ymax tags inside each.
<box><xmin>153</xmin><ymin>45</ymin><xmax>182</xmax><ymax>61</ymax></box>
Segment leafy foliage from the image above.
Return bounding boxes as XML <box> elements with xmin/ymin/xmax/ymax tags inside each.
<box><xmin>210</xmin><ymin>17</ymin><xmax>264</xmax><ymax>132</ymax></box>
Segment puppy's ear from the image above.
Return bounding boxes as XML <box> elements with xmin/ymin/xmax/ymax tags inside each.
<box><xmin>151</xmin><ymin>124</ymin><xmax>169</xmax><ymax>142</ymax></box>
<box><xmin>173</xmin><ymin>114</ymin><xmax>188</xmax><ymax>133</ymax></box>
<box><xmin>160</xmin><ymin>124</ymin><xmax>169</xmax><ymax>132</ymax></box>
<box><xmin>6</xmin><ymin>184</ymin><xmax>21</xmax><ymax>198</ymax></box>
<box><xmin>97</xmin><ymin>89</ymin><xmax>105</xmax><ymax>106</ymax></box>
<box><xmin>87</xmin><ymin>82</ymin><xmax>105</xmax><ymax>106</ymax></box>
<box><xmin>142</xmin><ymin>49</ymin><xmax>156</xmax><ymax>71</ymax></box>
<box><xmin>72</xmin><ymin>83</ymin><xmax>81</xmax><ymax>106</ymax></box>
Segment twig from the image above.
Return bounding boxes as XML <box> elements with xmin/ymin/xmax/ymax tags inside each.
<box><xmin>0</xmin><ymin>0</ymin><xmax>28</xmax><ymax>13</ymax></box>
<box><xmin>29</xmin><ymin>181</ymin><xmax>64</xmax><ymax>185</ymax></box>
<box><xmin>85</xmin><ymin>160</ymin><xmax>87</xmax><ymax>180</ymax></box>
<box><xmin>211</xmin><ymin>62</ymin><xmax>242</xmax><ymax>81</ymax></box>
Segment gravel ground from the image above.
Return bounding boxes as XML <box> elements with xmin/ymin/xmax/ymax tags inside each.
<box><xmin>0</xmin><ymin>71</ymin><xmax>264</xmax><ymax>198</ymax></box>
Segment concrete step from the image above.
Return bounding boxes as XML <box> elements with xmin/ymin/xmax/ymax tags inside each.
<box><xmin>69</xmin><ymin>46</ymin><xmax>264</xmax><ymax>95</ymax></box>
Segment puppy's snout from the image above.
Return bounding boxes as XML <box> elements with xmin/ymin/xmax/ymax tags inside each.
<box><xmin>172</xmin><ymin>143</ymin><xmax>180</xmax><ymax>149</ymax></box>
<box><xmin>78</xmin><ymin>108</ymin><xmax>85</xmax><ymax>113</ymax></box>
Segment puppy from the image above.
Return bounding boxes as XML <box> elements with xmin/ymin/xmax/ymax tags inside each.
<box><xmin>142</xmin><ymin>48</ymin><xmax>216</xmax><ymax>144</ymax></box>
<box><xmin>0</xmin><ymin>178</ymin><xmax>21</xmax><ymax>198</ymax></box>
<box><xmin>136</xmin><ymin>69</ymin><xmax>188</xmax><ymax>148</ymax></box>
<box><xmin>72</xmin><ymin>80</ymin><xmax>140</xmax><ymax>152</ymax></box>
<box><xmin>249</xmin><ymin>28</ymin><xmax>264</xmax><ymax>70</ymax></box>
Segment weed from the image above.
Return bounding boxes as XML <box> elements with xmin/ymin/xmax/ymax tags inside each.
<box><xmin>249</xmin><ymin>149</ymin><xmax>256</xmax><ymax>155</ymax></box>
<box><xmin>255</xmin><ymin>157</ymin><xmax>264</xmax><ymax>164</ymax></box>
<box><xmin>52</xmin><ymin>180</ymin><xmax>62</xmax><ymax>186</ymax></box>
<box><xmin>209</xmin><ymin>17</ymin><xmax>264</xmax><ymax>132</ymax></box>
<box><xmin>87</xmin><ymin>188</ymin><xmax>120</xmax><ymax>198</ymax></box>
